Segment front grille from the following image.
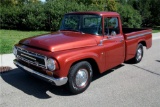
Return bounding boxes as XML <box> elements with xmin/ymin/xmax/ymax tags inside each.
<box><xmin>16</xmin><ymin>47</ymin><xmax>47</xmax><ymax>69</ymax></box>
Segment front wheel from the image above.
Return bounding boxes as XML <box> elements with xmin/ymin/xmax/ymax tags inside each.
<box><xmin>67</xmin><ymin>61</ymin><xmax>93</xmax><ymax>94</ymax></box>
<box><xmin>132</xmin><ymin>43</ymin><xmax>143</xmax><ymax>63</ymax></box>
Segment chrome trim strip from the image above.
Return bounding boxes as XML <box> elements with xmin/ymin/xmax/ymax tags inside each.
<box><xmin>17</xmin><ymin>47</ymin><xmax>45</xmax><ymax>59</ymax></box>
<box><xmin>98</xmin><ymin>35</ymin><xmax>124</xmax><ymax>46</ymax></box>
<box><xmin>17</xmin><ymin>55</ymin><xmax>45</xmax><ymax>68</ymax></box>
<box><xmin>14</xmin><ymin>60</ymin><xmax>68</xmax><ymax>86</ymax></box>
<box><xmin>21</xmin><ymin>53</ymin><xmax>36</xmax><ymax>60</ymax></box>
<box><xmin>127</xmin><ymin>32</ymin><xmax>151</xmax><ymax>40</ymax></box>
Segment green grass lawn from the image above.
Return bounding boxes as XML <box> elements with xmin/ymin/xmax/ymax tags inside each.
<box><xmin>152</xmin><ymin>30</ymin><xmax>160</xmax><ymax>33</ymax></box>
<box><xmin>152</xmin><ymin>26</ymin><xmax>160</xmax><ymax>33</ymax></box>
<box><xmin>0</xmin><ymin>30</ymin><xmax>49</xmax><ymax>54</ymax></box>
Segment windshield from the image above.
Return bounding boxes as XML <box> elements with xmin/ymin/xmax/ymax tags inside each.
<box><xmin>60</xmin><ymin>14</ymin><xmax>102</xmax><ymax>35</ymax></box>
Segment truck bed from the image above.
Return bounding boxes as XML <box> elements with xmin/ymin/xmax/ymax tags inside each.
<box><xmin>123</xmin><ymin>28</ymin><xmax>147</xmax><ymax>34</ymax></box>
<box><xmin>123</xmin><ymin>28</ymin><xmax>152</xmax><ymax>61</ymax></box>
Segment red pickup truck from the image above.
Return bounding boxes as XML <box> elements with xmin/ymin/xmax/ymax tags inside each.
<box><xmin>13</xmin><ymin>12</ymin><xmax>152</xmax><ymax>94</ymax></box>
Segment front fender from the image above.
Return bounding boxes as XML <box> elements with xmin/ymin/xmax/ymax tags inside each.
<box><xmin>54</xmin><ymin>46</ymin><xmax>105</xmax><ymax>77</ymax></box>
<box><xmin>65</xmin><ymin>52</ymin><xmax>102</xmax><ymax>71</ymax></box>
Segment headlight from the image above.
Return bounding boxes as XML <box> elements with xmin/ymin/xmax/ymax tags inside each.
<box><xmin>13</xmin><ymin>46</ymin><xmax>17</xmax><ymax>55</ymax></box>
<box><xmin>47</xmin><ymin>58</ymin><xmax>56</xmax><ymax>71</ymax></box>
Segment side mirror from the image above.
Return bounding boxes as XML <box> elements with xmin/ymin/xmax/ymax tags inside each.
<box><xmin>111</xmin><ymin>31</ymin><xmax>116</xmax><ymax>36</ymax></box>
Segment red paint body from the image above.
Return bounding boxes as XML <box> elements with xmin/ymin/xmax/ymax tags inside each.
<box><xmin>15</xmin><ymin>12</ymin><xmax>152</xmax><ymax>78</ymax></box>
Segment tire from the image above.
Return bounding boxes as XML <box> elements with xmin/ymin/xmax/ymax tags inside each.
<box><xmin>132</xmin><ymin>43</ymin><xmax>143</xmax><ymax>63</ymax></box>
<box><xmin>67</xmin><ymin>61</ymin><xmax>93</xmax><ymax>94</ymax></box>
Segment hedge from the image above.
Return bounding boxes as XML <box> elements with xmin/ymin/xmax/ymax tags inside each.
<box><xmin>0</xmin><ymin>0</ymin><xmax>142</xmax><ymax>31</ymax></box>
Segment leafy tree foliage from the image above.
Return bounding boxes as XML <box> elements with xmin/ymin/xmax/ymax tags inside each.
<box><xmin>0</xmin><ymin>0</ymin><xmax>40</xmax><ymax>5</ymax></box>
<box><xmin>149</xmin><ymin>0</ymin><xmax>160</xmax><ymax>26</ymax></box>
<box><xmin>117</xmin><ymin>3</ymin><xmax>142</xmax><ymax>28</ymax></box>
<box><xmin>127</xmin><ymin>0</ymin><xmax>151</xmax><ymax>26</ymax></box>
<box><xmin>0</xmin><ymin>0</ymin><xmax>159</xmax><ymax>31</ymax></box>
<box><xmin>106</xmin><ymin>0</ymin><xmax>117</xmax><ymax>11</ymax></box>
<box><xmin>122</xmin><ymin>0</ymin><xmax>160</xmax><ymax>27</ymax></box>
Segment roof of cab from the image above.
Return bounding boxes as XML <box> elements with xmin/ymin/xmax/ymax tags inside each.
<box><xmin>65</xmin><ymin>11</ymin><xmax>119</xmax><ymax>16</ymax></box>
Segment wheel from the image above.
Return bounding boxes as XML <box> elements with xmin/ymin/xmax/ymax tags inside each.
<box><xmin>132</xmin><ymin>43</ymin><xmax>143</xmax><ymax>63</ymax></box>
<box><xmin>67</xmin><ymin>61</ymin><xmax>93</xmax><ymax>94</ymax></box>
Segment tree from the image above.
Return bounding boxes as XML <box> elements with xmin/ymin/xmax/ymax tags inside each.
<box><xmin>127</xmin><ymin>0</ymin><xmax>151</xmax><ymax>27</ymax></box>
<box><xmin>106</xmin><ymin>0</ymin><xmax>117</xmax><ymax>11</ymax></box>
<box><xmin>149</xmin><ymin>0</ymin><xmax>160</xmax><ymax>26</ymax></box>
<box><xmin>117</xmin><ymin>0</ymin><xmax>127</xmax><ymax>4</ymax></box>
<box><xmin>116</xmin><ymin>3</ymin><xmax>142</xmax><ymax>28</ymax></box>
<box><xmin>0</xmin><ymin>0</ymin><xmax>40</xmax><ymax>5</ymax></box>
<box><xmin>0</xmin><ymin>0</ymin><xmax>146</xmax><ymax>31</ymax></box>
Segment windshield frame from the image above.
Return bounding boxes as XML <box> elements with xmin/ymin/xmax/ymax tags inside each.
<box><xmin>60</xmin><ymin>14</ymin><xmax>102</xmax><ymax>36</ymax></box>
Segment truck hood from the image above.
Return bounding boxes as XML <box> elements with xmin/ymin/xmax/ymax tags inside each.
<box><xmin>19</xmin><ymin>31</ymin><xmax>97</xmax><ymax>52</ymax></box>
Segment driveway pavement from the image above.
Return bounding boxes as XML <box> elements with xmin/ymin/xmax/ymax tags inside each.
<box><xmin>0</xmin><ymin>54</ymin><xmax>16</xmax><ymax>68</ymax></box>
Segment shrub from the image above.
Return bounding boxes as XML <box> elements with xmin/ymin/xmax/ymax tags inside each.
<box><xmin>0</xmin><ymin>0</ymin><xmax>143</xmax><ymax>31</ymax></box>
<box><xmin>0</xmin><ymin>5</ymin><xmax>22</xmax><ymax>29</ymax></box>
<box><xmin>116</xmin><ymin>4</ymin><xmax>142</xmax><ymax>28</ymax></box>
<box><xmin>20</xmin><ymin>3</ymin><xmax>46</xmax><ymax>30</ymax></box>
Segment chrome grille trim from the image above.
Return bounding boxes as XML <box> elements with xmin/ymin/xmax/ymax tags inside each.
<box><xmin>17</xmin><ymin>56</ymin><xmax>45</xmax><ymax>68</ymax></box>
<box><xmin>16</xmin><ymin>47</ymin><xmax>47</xmax><ymax>69</ymax></box>
<box><xmin>17</xmin><ymin>47</ymin><xmax>45</xmax><ymax>59</ymax></box>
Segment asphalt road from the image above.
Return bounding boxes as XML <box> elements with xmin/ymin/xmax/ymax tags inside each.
<box><xmin>0</xmin><ymin>33</ymin><xmax>160</xmax><ymax>107</ymax></box>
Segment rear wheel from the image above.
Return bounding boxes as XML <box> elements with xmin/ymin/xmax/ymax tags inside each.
<box><xmin>67</xmin><ymin>61</ymin><xmax>93</xmax><ymax>94</ymax></box>
<box><xmin>132</xmin><ymin>43</ymin><xmax>143</xmax><ymax>63</ymax></box>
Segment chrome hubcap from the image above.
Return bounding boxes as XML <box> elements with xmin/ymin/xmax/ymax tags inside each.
<box><xmin>75</xmin><ymin>69</ymin><xmax>88</xmax><ymax>88</ymax></box>
<box><xmin>136</xmin><ymin>48</ymin><xmax>142</xmax><ymax>61</ymax></box>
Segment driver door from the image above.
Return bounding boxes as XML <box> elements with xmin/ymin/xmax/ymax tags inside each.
<box><xmin>103</xmin><ymin>17</ymin><xmax>125</xmax><ymax>71</ymax></box>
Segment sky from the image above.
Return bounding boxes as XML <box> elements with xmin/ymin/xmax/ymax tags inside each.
<box><xmin>40</xmin><ymin>0</ymin><xmax>46</xmax><ymax>2</ymax></box>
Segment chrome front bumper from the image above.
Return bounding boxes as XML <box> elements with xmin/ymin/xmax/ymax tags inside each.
<box><xmin>14</xmin><ymin>59</ymin><xmax>68</xmax><ymax>86</ymax></box>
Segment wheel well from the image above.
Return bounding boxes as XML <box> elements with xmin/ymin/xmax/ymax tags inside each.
<box><xmin>70</xmin><ymin>58</ymin><xmax>100</xmax><ymax>75</ymax></box>
<box><xmin>139</xmin><ymin>41</ymin><xmax>146</xmax><ymax>47</ymax></box>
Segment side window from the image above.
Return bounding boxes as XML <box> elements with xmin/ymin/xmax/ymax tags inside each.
<box><xmin>104</xmin><ymin>17</ymin><xmax>120</xmax><ymax>36</ymax></box>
